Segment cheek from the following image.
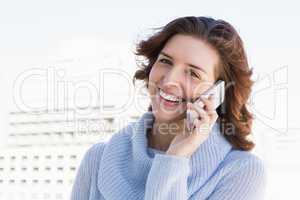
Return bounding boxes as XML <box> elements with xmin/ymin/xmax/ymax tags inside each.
<box><xmin>148</xmin><ymin>68</ymin><xmax>156</xmax><ymax>83</ymax></box>
<box><xmin>190</xmin><ymin>81</ymin><xmax>214</xmax><ymax>97</ymax></box>
<box><xmin>148</xmin><ymin>66</ymin><xmax>160</xmax><ymax>94</ymax></box>
<box><xmin>149</xmin><ymin>65</ymin><xmax>165</xmax><ymax>84</ymax></box>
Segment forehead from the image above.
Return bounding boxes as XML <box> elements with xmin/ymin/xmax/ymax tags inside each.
<box><xmin>161</xmin><ymin>34</ymin><xmax>219</xmax><ymax>78</ymax></box>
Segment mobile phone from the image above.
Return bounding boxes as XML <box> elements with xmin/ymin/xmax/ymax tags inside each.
<box><xmin>186</xmin><ymin>80</ymin><xmax>225</xmax><ymax>131</ymax></box>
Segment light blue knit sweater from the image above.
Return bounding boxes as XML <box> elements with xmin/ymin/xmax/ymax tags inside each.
<box><xmin>71</xmin><ymin>111</ymin><xmax>266</xmax><ymax>200</ymax></box>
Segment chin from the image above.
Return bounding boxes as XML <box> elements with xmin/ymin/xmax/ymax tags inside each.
<box><xmin>153</xmin><ymin>111</ymin><xmax>176</xmax><ymax>123</ymax></box>
<box><xmin>151</xmin><ymin>104</ymin><xmax>185</xmax><ymax>124</ymax></box>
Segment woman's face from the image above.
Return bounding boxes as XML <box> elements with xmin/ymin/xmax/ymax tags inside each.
<box><xmin>148</xmin><ymin>34</ymin><xmax>219</xmax><ymax>123</ymax></box>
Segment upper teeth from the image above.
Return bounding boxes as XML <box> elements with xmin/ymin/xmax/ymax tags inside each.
<box><xmin>159</xmin><ymin>89</ymin><xmax>181</xmax><ymax>102</ymax></box>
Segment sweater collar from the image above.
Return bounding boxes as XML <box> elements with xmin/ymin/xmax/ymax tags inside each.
<box><xmin>98</xmin><ymin>111</ymin><xmax>233</xmax><ymax>199</ymax></box>
<box><xmin>131</xmin><ymin>111</ymin><xmax>233</xmax><ymax>194</ymax></box>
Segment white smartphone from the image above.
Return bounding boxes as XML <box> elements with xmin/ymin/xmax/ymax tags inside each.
<box><xmin>186</xmin><ymin>80</ymin><xmax>225</xmax><ymax>131</ymax></box>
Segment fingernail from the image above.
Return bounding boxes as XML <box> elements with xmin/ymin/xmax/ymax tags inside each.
<box><xmin>201</xmin><ymin>94</ymin><xmax>209</xmax><ymax>100</ymax></box>
<box><xmin>198</xmin><ymin>101</ymin><xmax>204</xmax><ymax>108</ymax></box>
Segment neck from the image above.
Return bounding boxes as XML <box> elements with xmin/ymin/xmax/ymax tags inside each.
<box><xmin>147</xmin><ymin>117</ymin><xmax>185</xmax><ymax>152</ymax></box>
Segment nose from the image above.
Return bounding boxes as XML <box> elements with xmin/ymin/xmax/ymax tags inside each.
<box><xmin>162</xmin><ymin>66</ymin><xmax>186</xmax><ymax>96</ymax></box>
<box><xmin>165</xmin><ymin>65</ymin><xmax>182</xmax><ymax>82</ymax></box>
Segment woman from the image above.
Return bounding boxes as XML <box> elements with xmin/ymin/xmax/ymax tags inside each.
<box><xmin>71</xmin><ymin>16</ymin><xmax>266</xmax><ymax>200</ymax></box>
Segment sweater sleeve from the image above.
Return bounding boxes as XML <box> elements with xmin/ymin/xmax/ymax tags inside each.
<box><xmin>205</xmin><ymin>155</ymin><xmax>267</xmax><ymax>200</ymax></box>
<box><xmin>144</xmin><ymin>153</ymin><xmax>190</xmax><ymax>200</ymax></box>
<box><xmin>145</xmin><ymin>153</ymin><xmax>266</xmax><ymax>200</ymax></box>
<box><xmin>70</xmin><ymin>142</ymin><xmax>105</xmax><ymax>200</ymax></box>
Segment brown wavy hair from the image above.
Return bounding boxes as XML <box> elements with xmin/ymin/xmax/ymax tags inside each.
<box><xmin>132</xmin><ymin>16</ymin><xmax>255</xmax><ymax>151</ymax></box>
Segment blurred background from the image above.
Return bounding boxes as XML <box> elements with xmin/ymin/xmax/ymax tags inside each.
<box><xmin>0</xmin><ymin>0</ymin><xmax>299</xmax><ymax>199</ymax></box>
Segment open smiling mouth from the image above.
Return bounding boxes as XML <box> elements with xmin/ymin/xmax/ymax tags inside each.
<box><xmin>158</xmin><ymin>88</ymin><xmax>187</xmax><ymax>106</ymax></box>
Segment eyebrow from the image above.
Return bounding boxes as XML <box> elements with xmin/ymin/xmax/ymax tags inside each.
<box><xmin>159</xmin><ymin>51</ymin><xmax>207</xmax><ymax>74</ymax></box>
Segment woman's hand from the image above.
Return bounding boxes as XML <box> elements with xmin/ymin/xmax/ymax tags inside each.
<box><xmin>166</xmin><ymin>95</ymin><xmax>219</xmax><ymax>158</ymax></box>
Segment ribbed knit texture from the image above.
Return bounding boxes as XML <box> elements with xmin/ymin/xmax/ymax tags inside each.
<box><xmin>71</xmin><ymin>111</ymin><xmax>266</xmax><ymax>200</ymax></box>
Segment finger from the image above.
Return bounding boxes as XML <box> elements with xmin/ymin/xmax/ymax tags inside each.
<box><xmin>200</xmin><ymin>95</ymin><xmax>215</xmax><ymax>115</ymax></box>
<box><xmin>197</xmin><ymin>120</ymin><xmax>211</xmax><ymax>132</ymax></box>
<box><xmin>198</xmin><ymin>110</ymin><xmax>210</xmax><ymax>125</ymax></box>
<box><xmin>186</xmin><ymin>103</ymin><xmax>197</xmax><ymax>132</ymax></box>
<box><xmin>190</xmin><ymin>110</ymin><xmax>209</xmax><ymax>133</ymax></box>
<box><xmin>186</xmin><ymin>102</ymin><xmax>206</xmax><ymax>132</ymax></box>
<box><xmin>189</xmin><ymin>102</ymin><xmax>206</xmax><ymax>117</ymax></box>
<box><xmin>191</xmin><ymin>100</ymin><xmax>218</xmax><ymax>129</ymax></box>
<box><xmin>190</xmin><ymin>119</ymin><xmax>211</xmax><ymax>145</ymax></box>
<box><xmin>189</xmin><ymin>101</ymin><xmax>217</xmax><ymax>129</ymax></box>
<box><xmin>205</xmin><ymin>111</ymin><xmax>218</xmax><ymax>130</ymax></box>
<box><xmin>195</xmin><ymin>99</ymin><xmax>204</xmax><ymax>108</ymax></box>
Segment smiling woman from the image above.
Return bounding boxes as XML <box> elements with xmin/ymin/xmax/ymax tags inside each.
<box><xmin>71</xmin><ymin>16</ymin><xmax>266</xmax><ymax>200</ymax></box>
<box><xmin>134</xmin><ymin>17</ymin><xmax>255</xmax><ymax>152</ymax></box>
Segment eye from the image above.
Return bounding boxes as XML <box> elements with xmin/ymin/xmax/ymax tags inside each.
<box><xmin>159</xmin><ymin>58</ymin><xmax>172</xmax><ymax>65</ymax></box>
<box><xmin>188</xmin><ymin>69</ymin><xmax>201</xmax><ymax>79</ymax></box>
